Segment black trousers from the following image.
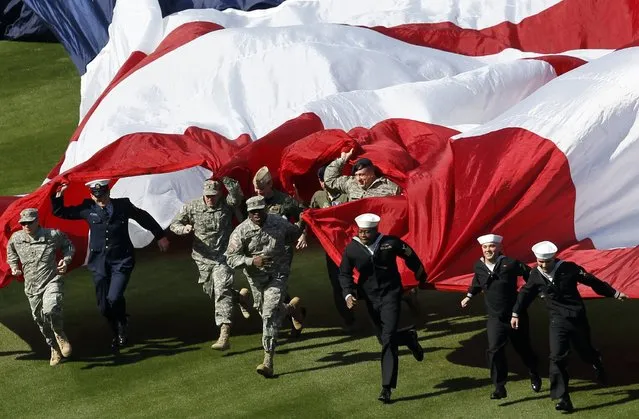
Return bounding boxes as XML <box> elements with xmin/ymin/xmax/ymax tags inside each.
<box><xmin>364</xmin><ymin>291</ymin><xmax>416</xmax><ymax>389</ymax></box>
<box><xmin>326</xmin><ymin>253</ymin><xmax>354</xmax><ymax>325</ymax></box>
<box><xmin>487</xmin><ymin>315</ymin><xmax>538</xmax><ymax>389</ymax></box>
<box><xmin>92</xmin><ymin>264</ymin><xmax>132</xmax><ymax>333</ymax></box>
<box><xmin>549</xmin><ymin>315</ymin><xmax>600</xmax><ymax>400</ymax></box>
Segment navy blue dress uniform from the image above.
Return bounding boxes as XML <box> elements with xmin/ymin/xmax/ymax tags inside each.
<box><xmin>51</xmin><ymin>179</ymin><xmax>167</xmax><ymax>348</ymax></box>
<box><xmin>339</xmin><ymin>213</ymin><xmax>426</xmax><ymax>403</ymax></box>
<box><xmin>512</xmin><ymin>241</ymin><xmax>626</xmax><ymax>412</ymax></box>
<box><xmin>463</xmin><ymin>234</ymin><xmax>540</xmax><ymax>399</ymax></box>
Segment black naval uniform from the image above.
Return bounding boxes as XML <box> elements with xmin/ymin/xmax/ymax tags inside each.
<box><xmin>512</xmin><ymin>260</ymin><xmax>620</xmax><ymax>403</ymax></box>
<box><xmin>339</xmin><ymin>233</ymin><xmax>426</xmax><ymax>394</ymax></box>
<box><xmin>51</xmin><ymin>194</ymin><xmax>165</xmax><ymax>341</ymax></box>
<box><xmin>466</xmin><ymin>255</ymin><xmax>539</xmax><ymax>394</ymax></box>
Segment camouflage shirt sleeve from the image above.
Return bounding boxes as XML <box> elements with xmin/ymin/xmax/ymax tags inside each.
<box><xmin>389</xmin><ymin>180</ymin><xmax>402</xmax><ymax>196</ymax></box>
<box><xmin>225</xmin><ymin>226</ymin><xmax>254</xmax><ymax>269</ymax></box>
<box><xmin>222</xmin><ymin>177</ymin><xmax>244</xmax><ymax>208</ymax></box>
<box><xmin>309</xmin><ymin>191</ymin><xmax>320</xmax><ymax>209</ymax></box>
<box><xmin>169</xmin><ymin>202</ymin><xmax>193</xmax><ymax>235</ymax></box>
<box><xmin>324</xmin><ymin>156</ymin><xmax>351</xmax><ymax>196</ymax></box>
<box><xmin>54</xmin><ymin>230</ymin><xmax>75</xmax><ymax>265</ymax></box>
<box><xmin>6</xmin><ymin>234</ymin><xmax>19</xmax><ymax>272</ymax></box>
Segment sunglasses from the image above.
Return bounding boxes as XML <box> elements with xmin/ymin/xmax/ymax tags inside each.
<box><xmin>20</xmin><ymin>220</ymin><xmax>36</xmax><ymax>226</ymax></box>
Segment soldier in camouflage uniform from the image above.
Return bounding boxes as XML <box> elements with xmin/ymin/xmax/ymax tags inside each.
<box><xmin>253</xmin><ymin>166</ymin><xmax>307</xmax><ymax>336</ymax></box>
<box><xmin>225</xmin><ymin>196</ymin><xmax>305</xmax><ymax>378</ymax></box>
<box><xmin>324</xmin><ymin>148</ymin><xmax>401</xmax><ymax>201</ymax></box>
<box><xmin>170</xmin><ymin>178</ymin><xmax>251</xmax><ymax>351</ymax></box>
<box><xmin>6</xmin><ymin>208</ymin><xmax>75</xmax><ymax>366</ymax></box>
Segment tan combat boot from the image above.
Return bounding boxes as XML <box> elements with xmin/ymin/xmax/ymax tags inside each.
<box><xmin>287</xmin><ymin>296</ymin><xmax>304</xmax><ymax>332</ymax></box>
<box><xmin>238</xmin><ymin>288</ymin><xmax>251</xmax><ymax>319</ymax></box>
<box><xmin>50</xmin><ymin>346</ymin><xmax>63</xmax><ymax>366</ymax></box>
<box><xmin>55</xmin><ymin>333</ymin><xmax>72</xmax><ymax>357</ymax></box>
<box><xmin>211</xmin><ymin>324</ymin><xmax>231</xmax><ymax>351</ymax></box>
<box><xmin>256</xmin><ymin>350</ymin><xmax>274</xmax><ymax>378</ymax></box>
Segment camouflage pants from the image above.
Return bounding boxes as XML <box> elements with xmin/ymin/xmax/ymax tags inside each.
<box><xmin>196</xmin><ymin>259</ymin><xmax>235</xmax><ymax>326</ymax></box>
<box><xmin>25</xmin><ymin>280</ymin><xmax>64</xmax><ymax>348</ymax></box>
<box><xmin>246</xmin><ymin>273</ymin><xmax>288</xmax><ymax>352</ymax></box>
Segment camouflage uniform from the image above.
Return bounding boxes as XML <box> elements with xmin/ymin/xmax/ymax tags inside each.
<box><xmin>309</xmin><ymin>189</ymin><xmax>347</xmax><ymax>209</ymax></box>
<box><xmin>170</xmin><ymin>177</ymin><xmax>243</xmax><ymax>326</ymax></box>
<box><xmin>225</xmin><ymin>212</ymin><xmax>302</xmax><ymax>352</ymax></box>
<box><xmin>324</xmin><ymin>155</ymin><xmax>401</xmax><ymax>201</ymax></box>
<box><xmin>7</xmin><ymin>228</ymin><xmax>74</xmax><ymax>348</ymax></box>
<box><xmin>264</xmin><ymin>189</ymin><xmax>304</xmax><ymax>264</ymax></box>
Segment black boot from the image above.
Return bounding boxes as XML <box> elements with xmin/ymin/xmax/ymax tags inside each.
<box><xmin>378</xmin><ymin>387</ymin><xmax>392</xmax><ymax>404</ymax></box>
<box><xmin>555</xmin><ymin>397</ymin><xmax>574</xmax><ymax>412</ymax></box>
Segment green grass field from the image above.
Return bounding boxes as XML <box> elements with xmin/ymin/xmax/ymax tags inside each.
<box><xmin>1</xmin><ymin>41</ymin><xmax>638</xmax><ymax>418</ymax></box>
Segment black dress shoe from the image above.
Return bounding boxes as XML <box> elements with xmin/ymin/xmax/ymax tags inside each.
<box><xmin>111</xmin><ymin>337</ymin><xmax>120</xmax><ymax>352</ymax></box>
<box><xmin>378</xmin><ymin>387</ymin><xmax>392</xmax><ymax>404</ymax></box>
<box><xmin>555</xmin><ymin>397</ymin><xmax>574</xmax><ymax>412</ymax></box>
<box><xmin>117</xmin><ymin>322</ymin><xmax>128</xmax><ymax>346</ymax></box>
<box><xmin>408</xmin><ymin>329</ymin><xmax>424</xmax><ymax>362</ymax></box>
<box><xmin>490</xmin><ymin>387</ymin><xmax>507</xmax><ymax>400</ymax></box>
<box><xmin>530</xmin><ymin>373</ymin><xmax>542</xmax><ymax>393</ymax></box>
<box><xmin>593</xmin><ymin>361</ymin><xmax>607</xmax><ymax>385</ymax></box>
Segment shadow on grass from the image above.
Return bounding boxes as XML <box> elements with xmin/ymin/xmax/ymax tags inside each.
<box><xmin>279</xmin><ymin>345</ymin><xmax>447</xmax><ymax>377</ymax></box>
<box><xmin>0</xmin><ymin>350</ymin><xmax>31</xmax><ymax>357</ymax></box>
<box><xmin>495</xmin><ymin>384</ymin><xmax>639</xmax><ymax>413</ymax></box>
<box><xmin>391</xmin><ymin>377</ymin><xmax>493</xmax><ymax>403</ymax></box>
<box><xmin>77</xmin><ymin>337</ymin><xmax>200</xmax><ymax>369</ymax></box>
<box><xmin>572</xmin><ymin>388</ymin><xmax>639</xmax><ymax>413</ymax></box>
<box><xmin>447</xmin><ymin>322</ymin><xmax>639</xmax><ymax>387</ymax></box>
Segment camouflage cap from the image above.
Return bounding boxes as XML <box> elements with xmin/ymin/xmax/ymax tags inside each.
<box><xmin>253</xmin><ymin>166</ymin><xmax>272</xmax><ymax>188</ymax></box>
<box><xmin>203</xmin><ymin>179</ymin><xmax>221</xmax><ymax>196</ymax></box>
<box><xmin>246</xmin><ymin>196</ymin><xmax>267</xmax><ymax>212</ymax></box>
<box><xmin>19</xmin><ymin>208</ymin><xmax>38</xmax><ymax>223</ymax></box>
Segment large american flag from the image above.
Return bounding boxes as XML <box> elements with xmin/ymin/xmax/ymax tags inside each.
<box><xmin>2</xmin><ymin>0</ymin><xmax>639</xmax><ymax>297</ymax></box>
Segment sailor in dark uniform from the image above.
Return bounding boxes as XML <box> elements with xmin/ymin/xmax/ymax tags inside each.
<box><xmin>460</xmin><ymin>234</ymin><xmax>541</xmax><ymax>400</ymax></box>
<box><xmin>511</xmin><ymin>241</ymin><xmax>627</xmax><ymax>412</ymax></box>
<box><xmin>51</xmin><ymin>179</ymin><xmax>170</xmax><ymax>350</ymax></box>
<box><xmin>339</xmin><ymin>213</ymin><xmax>426</xmax><ymax>404</ymax></box>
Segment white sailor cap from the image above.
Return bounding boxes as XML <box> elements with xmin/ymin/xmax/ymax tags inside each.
<box><xmin>477</xmin><ymin>234</ymin><xmax>503</xmax><ymax>245</ymax></box>
<box><xmin>355</xmin><ymin>213</ymin><xmax>380</xmax><ymax>229</ymax></box>
<box><xmin>532</xmin><ymin>241</ymin><xmax>558</xmax><ymax>260</ymax></box>
<box><xmin>85</xmin><ymin>179</ymin><xmax>110</xmax><ymax>197</ymax></box>
<box><xmin>84</xmin><ymin>179</ymin><xmax>110</xmax><ymax>188</ymax></box>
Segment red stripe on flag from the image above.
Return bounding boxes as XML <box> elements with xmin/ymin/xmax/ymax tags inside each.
<box><xmin>373</xmin><ymin>0</ymin><xmax>639</xmax><ymax>54</ymax></box>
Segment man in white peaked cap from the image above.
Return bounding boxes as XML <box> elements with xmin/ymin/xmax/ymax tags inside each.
<box><xmin>461</xmin><ymin>234</ymin><xmax>540</xmax><ymax>399</ymax></box>
<box><xmin>511</xmin><ymin>241</ymin><xmax>628</xmax><ymax>412</ymax></box>
<box><xmin>339</xmin><ymin>213</ymin><xmax>426</xmax><ymax>404</ymax></box>
<box><xmin>51</xmin><ymin>179</ymin><xmax>170</xmax><ymax>351</ymax></box>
